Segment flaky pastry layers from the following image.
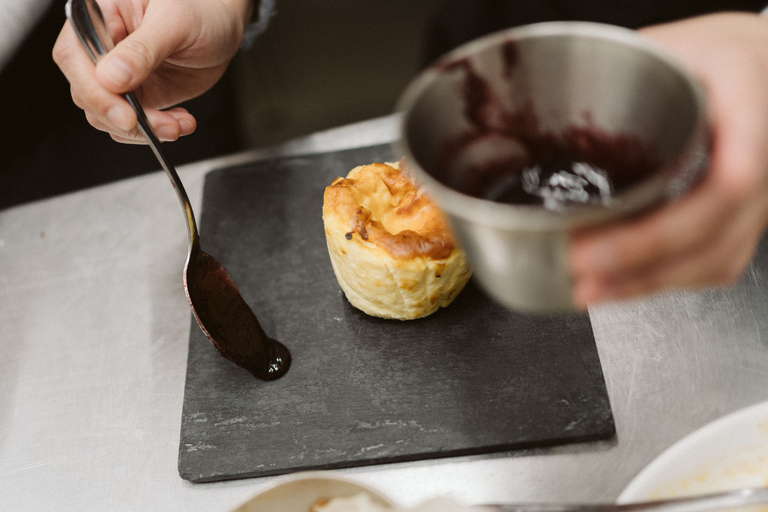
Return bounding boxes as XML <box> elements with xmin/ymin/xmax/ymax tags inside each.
<box><xmin>322</xmin><ymin>160</ymin><xmax>471</xmax><ymax>320</ymax></box>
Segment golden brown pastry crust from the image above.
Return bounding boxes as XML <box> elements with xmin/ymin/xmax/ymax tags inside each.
<box><xmin>322</xmin><ymin>161</ymin><xmax>471</xmax><ymax>320</ymax></box>
<box><xmin>310</xmin><ymin>498</ymin><xmax>330</xmax><ymax>512</ymax></box>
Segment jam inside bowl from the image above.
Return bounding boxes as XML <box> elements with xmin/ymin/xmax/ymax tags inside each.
<box><xmin>395</xmin><ymin>21</ymin><xmax>709</xmax><ymax>312</ymax></box>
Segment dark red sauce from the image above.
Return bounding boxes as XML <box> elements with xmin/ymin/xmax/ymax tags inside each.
<box><xmin>433</xmin><ymin>40</ymin><xmax>661</xmax><ymax>210</ymax></box>
<box><xmin>501</xmin><ymin>40</ymin><xmax>519</xmax><ymax>78</ymax></box>
<box><xmin>185</xmin><ymin>249</ymin><xmax>291</xmax><ymax>381</ymax></box>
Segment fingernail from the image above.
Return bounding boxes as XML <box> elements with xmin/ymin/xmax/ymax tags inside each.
<box><xmin>107</xmin><ymin>105</ymin><xmax>133</xmax><ymax>131</ymax></box>
<box><xmin>100</xmin><ymin>56</ymin><xmax>133</xmax><ymax>88</ymax></box>
<box><xmin>156</xmin><ymin>125</ymin><xmax>179</xmax><ymax>141</ymax></box>
<box><xmin>178</xmin><ymin>118</ymin><xmax>194</xmax><ymax>135</ymax></box>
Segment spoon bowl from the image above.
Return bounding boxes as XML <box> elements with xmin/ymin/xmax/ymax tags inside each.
<box><xmin>66</xmin><ymin>0</ymin><xmax>290</xmax><ymax>380</ymax></box>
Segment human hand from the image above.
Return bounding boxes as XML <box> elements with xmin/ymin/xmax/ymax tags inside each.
<box><xmin>52</xmin><ymin>0</ymin><xmax>252</xmax><ymax>144</ymax></box>
<box><xmin>569</xmin><ymin>12</ymin><xmax>768</xmax><ymax>309</ymax></box>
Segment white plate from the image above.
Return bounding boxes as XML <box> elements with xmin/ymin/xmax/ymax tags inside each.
<box><xmin>619</xmin><ymin>400</ymin><xmax>768</xmax><ymax>502</ymax></box>
<box><xmin>231</xmin><ymin>472</ymin><xmax>396</xmax><ymax>512</ymax></box>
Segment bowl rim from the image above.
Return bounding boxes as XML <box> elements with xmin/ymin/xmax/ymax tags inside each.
<box><xmin>394</xmin><ymin>21</ymin><xmax>709</xmax><ymax>232</ymax></box>
<box><xmin>231</xmin><ymin>471</ymin><xmax>398</xmax><ymax>512</ymax></box>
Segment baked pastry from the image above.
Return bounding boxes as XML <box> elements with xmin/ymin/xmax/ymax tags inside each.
<box><xmin>322</xmin><ymin>160</ymin><xmax>471</xmax><ymax>320</ymax></box>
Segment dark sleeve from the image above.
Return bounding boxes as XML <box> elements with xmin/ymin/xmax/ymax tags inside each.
<box><xmin>241</xmin><ymin>0</ymin><xmax>275</xmax><ymax>49</ymax></box>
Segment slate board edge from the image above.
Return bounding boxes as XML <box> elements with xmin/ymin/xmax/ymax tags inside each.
<box><xmin>177</xmin><ymin>144</ymin><xmax>616</xmax><ymax>483</ymax></box>
<box><xmin>180</xmin><ymin>425</ymin><xmax>616</xmax><ymax>483</ymax></box>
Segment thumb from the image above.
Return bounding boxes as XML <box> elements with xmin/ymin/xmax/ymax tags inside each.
<box><xmin>94</xmin><ymin>13</ymin><xmax>185</xmax><ymax>94</ymax></box>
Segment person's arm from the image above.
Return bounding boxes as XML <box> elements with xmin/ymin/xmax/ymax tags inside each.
<box><xmin>52</xmin><ymin>0</ymin><xmax>256</xmax><ymax>144</ymax></box>
<box><xmin>569</xmin><ymin>12</ymin><xmax>768</xmax><ymax>308</ymax></box>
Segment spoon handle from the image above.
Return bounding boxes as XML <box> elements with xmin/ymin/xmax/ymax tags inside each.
<box><xmin>124</xmin><ymin>91</ymin><xmax>199</xmax><ymax>248</ymax></box>
<box><xmin>65</xmin><ymin>0</ymin><xmax>199</xmax><ymax>248</ymax></box>
<box><xmin>487</xmin><ymin>487</ymin><xmax>768</xmax><ymax>512</ymax></box>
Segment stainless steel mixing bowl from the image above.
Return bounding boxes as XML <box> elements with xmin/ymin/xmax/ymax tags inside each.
<box><xmin>395</xmin><ymin>21</ymin><xmax>708</xmax><ymax>312</ymax></box>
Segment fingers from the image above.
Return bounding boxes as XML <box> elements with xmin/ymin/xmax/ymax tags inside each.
<box><xmin>570</xmin><ymin>198</ymin><xmax>761</xmax><ymax>307</ymax></box>
<box><xmin>54</xmin><ymin>22</ymin><xmax>138</xmax><ymax>132</ymax></box>
<box><xmin>52</xmin><ymin>0</ymin><xmax>244</xmax><ymax>144</ymax></box>
<box><xmin>571</xmin><ymin>181</ymin><xmax>727</xmax><ymax>273</ymax></box>
<box><xmin>87</xmin><ymin>107</ymin><xmax>197</xmax><ymax>144</ymax></box>
<box><xmin>570</xmin><ymin>138</ymin><xmax>768</xmax><ymax>309</ymax></box>
<box><xmin>53</xmin><ymin>18</ymin><xmax>196</xmax><ymax>143</ymax></box>
<box><xmin>570</xmin><ymin>134</ymin><xmax>768</xmax><ymax>308</ymax></box>
<box><xmin>94</xmin><ymin>3</ymin><xmax>189</xmax><ymax>96</ymax></box>
<box><xmin>567</xmin><ymin>13</ymin><xmax>768</xmax><ymax>309</ymax></box>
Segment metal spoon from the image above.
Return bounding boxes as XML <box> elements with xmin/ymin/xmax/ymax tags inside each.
<box><xmin>65</xmin><ymin>0</ymin><xmax>290</xmax><ymax>380</ymax></box>
<box><xmin>487</xmin><ymin>487</ymin><xmax>768</xmax><ymax>512</ymax></box>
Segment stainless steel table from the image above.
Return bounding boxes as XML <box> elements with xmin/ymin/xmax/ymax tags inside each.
<box><xmin>0</xmin><ymin>0</ymin><xmax>53</xmax><ymax>72</ymax></box>
<box><xmin>1</xmin><ymin>115</ymin><xmax>767</xmax><ymax>511</ymax></box>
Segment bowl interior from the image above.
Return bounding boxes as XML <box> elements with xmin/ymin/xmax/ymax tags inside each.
<box><xmin>399</xmin><ymin>23</ymin><xmax>704</xmax><ymax>213</ymax></box>
<box><xmin>232</xmin><ymin>473</ymin><xmax>396</xmax><ymax>512</ymax></box>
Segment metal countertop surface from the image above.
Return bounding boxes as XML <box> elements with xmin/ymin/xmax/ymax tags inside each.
<box><xmin>1</xmin><ymin>114</ymin><xmax>767</xmax><ymax>511</ymax></box>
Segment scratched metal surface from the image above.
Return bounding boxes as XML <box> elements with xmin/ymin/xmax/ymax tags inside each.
<box><xmin>2</xmin><ymin>115</ymin><xmax>768</xmax><ymax>510</ymax></box>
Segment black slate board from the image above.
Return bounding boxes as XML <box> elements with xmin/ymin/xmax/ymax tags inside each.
<box><xmin>178</xmin><ymin>144</ymin><xmax>615</xmax><ymax>483</ymax></box>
